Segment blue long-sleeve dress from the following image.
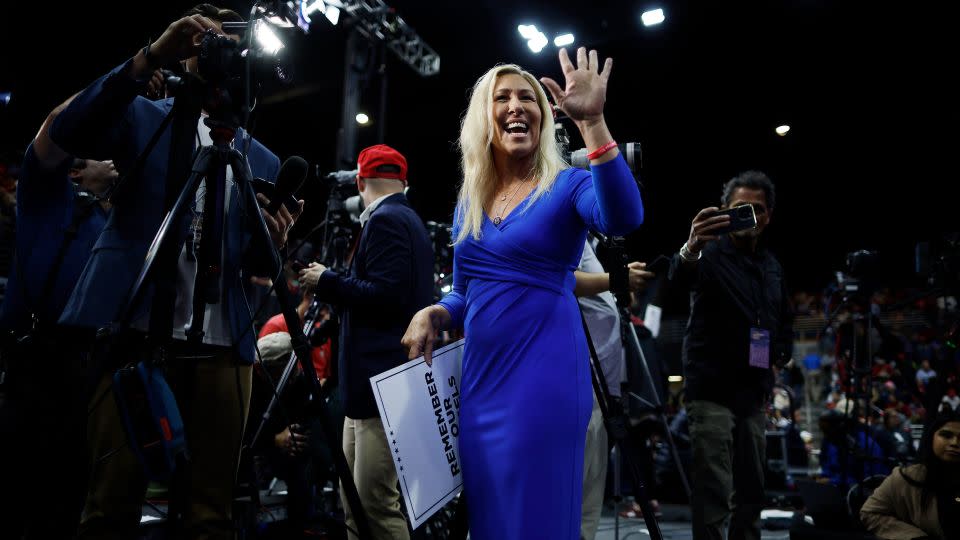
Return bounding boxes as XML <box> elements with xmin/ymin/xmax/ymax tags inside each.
<box><xmin>437</xmin><ymin>155</ymin><xmax>644</xmax><ymax>539</ymax></box>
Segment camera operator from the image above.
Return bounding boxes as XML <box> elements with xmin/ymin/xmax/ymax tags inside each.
<box><xmin>574</xmin><ymin>237</ymin><xmax>655</xmax><ymax>539</ymax></box>
<box><xmin>668</xmin><ymin>171</ymin><xmax>793</xmax><ymax>540</ymax></box>
<box><xmin>0</xmin><ymin>95</ymin><xmax>115</xmax><ymax>538</ymax></box>
<box><xmin>299</xmin><ymin>144</ymin><xmax>432</xmax><ymax>540</ymax></box>
<box><xmin>47</xmin><ymin>5</ymin><xmax>299</xmax><ymax>538</ymax></box>
<box><xmin>250</xmin><ymin>283</ymin><xmax>336</xmax><ymax>535</ymax></box>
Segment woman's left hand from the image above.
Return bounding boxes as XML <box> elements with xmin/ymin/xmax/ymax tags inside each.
<box><xmin>540</xmin><ymin>47</ymin><xmax>612</xmax><ymax>127</ymax></box>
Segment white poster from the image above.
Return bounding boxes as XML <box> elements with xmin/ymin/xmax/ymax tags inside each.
<box><xmin>370</xmin><ymin>339</ymin><xmax>464</xmax><ymax>530</ymax></box>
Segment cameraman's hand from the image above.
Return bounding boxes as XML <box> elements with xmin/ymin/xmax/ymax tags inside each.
<box><xmin>275</xmin><ymin>424</ymin><xmax>308</xmax><ymax>457</ymax></box>
<box><xmin>145</xmin><ymin>70</ymin><xmax>165</xmax><ymax>99</ymax></box>
<box><xmin>687</xmin><ymin>207</ymin><xmax>731</xmax><ymax>254</ymax></box>
<box><xmin>257</xmin><ymin>193</ymin><xmax>303</xmax><ymax>249</ymax></box>
<box><xmin>298</xmin><ymin>262</ymin><xmax>327</xmax><ymax>289</ymax></box>
<box><xmin>402</xmin><ymin>306</ymin><xmax>451</xmax><ymax>366</ymax></box>
<box><xmin>628</xmin><ymin>261</ymin><xmax>656</xmax><ymax>292</ymax></box>
<box><xmin>133</xmin><ymin>15</ymin><xmax>221</xmax><ymax>78</ymax></box>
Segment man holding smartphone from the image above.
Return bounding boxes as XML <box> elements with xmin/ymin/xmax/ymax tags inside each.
<box><xmin>669</xmin><ymin>170</ymin><xmax>793</xmax><ymax>540</ymax></box>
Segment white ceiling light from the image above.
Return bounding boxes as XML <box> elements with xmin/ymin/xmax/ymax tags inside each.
<box><xmin>356</xmin><ymin>113</ymin><xmax>370</xmax><ymax>125</ymax></box>
<box><xmin>517</xmin><ymin>24</ymin><xmax>540</xmax><ymax>39</ymax></box>
<box><xmin>527</xmin><ymin>31</ymin><xmax>549</xmax><ymax>53</ymax></box>
<box><xmin>641</xmin><ymin>8</ymin><xmax>665</xmax><ymax>27</ymax></box>
<box><xmin>776</xmin><ymin>125</ymin><xmax>791</xmax><ymax>136</ymax></box>
<box><xmin>553</xmin><ymin>33</ymin><xmax>575</xmax><ymax>47</ymax></box>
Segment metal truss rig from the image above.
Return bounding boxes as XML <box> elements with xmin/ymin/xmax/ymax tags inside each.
<box><xmin>337</xmin><ymin>0</ymin><xmax>440</xmax><ymax>76</ymax></box>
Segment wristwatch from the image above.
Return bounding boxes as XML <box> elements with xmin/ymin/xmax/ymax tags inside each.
<box><xmin>679</xmin><ymin>242</ymin><xmax>702</xmax><ymax>262</ymax></box>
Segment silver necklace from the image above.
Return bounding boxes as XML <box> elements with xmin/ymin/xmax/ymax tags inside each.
<box><xmin>493</xmin><ymin>180</ymin><xmax>529</xmax><ymax>225</ymax></box>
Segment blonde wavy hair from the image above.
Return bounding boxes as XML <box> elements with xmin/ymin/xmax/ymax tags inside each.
<box><xmin>453</xmin><ymin>64</ymin><xmax>568</xmax><ymax>244</ymax></box>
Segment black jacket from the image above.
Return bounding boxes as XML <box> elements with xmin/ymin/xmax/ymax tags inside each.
<box><xmin>315</xmin><ymin>193</ymin><xmax>433</xmax><ymax>419</ymax></box>
<box><xmin>669</xmin><ymin>235</ymin><xmax>793</xmax><ymax>414</ymax></box>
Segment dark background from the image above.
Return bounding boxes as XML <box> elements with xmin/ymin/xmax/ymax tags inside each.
<box><xmin>0</xmin><ymin>0</ymin><xmax>953</xmax><ymax>294</ymax></box>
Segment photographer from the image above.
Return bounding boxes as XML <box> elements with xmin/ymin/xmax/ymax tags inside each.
<box><xmin>47</xmin><ymin>5</ymin><xmax>298</xmax><ymax>538</ymax></box>
<box><xmin>668</xmin><ymin>171</ymin><xmax>793</xmax><ymax>540</ymax></box>
<box><xmin>299</xmin><ymin>144</ymin><xmax>432</xmax><ymax>540</ymax></box>
<box><xmin>574</xmin><ymin>237</ymin><xmax>656</xmax><ymax>539</ymax></box>
<box><xmin>0</xmin><ymin>95</ymin><xmax>114</xmax><ymax>538</ymax></box>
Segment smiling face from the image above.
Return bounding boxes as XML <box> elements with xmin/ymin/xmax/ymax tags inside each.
<box><xmin>490</xmin><ymin>73</ymin><xmax>542</xmax><ymax>163</ymax></box>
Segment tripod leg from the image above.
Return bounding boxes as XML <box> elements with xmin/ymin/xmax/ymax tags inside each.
<box><xmin>115</xmin><ymin>147</ymin><xmax>217</xmax><ymax>329</ymax></box>
<box><xmin>618</xmin><ymin>440</ymin><xmax>665</xmax><ymax>540</ymax></box>
<box><xmin>623</xmin><ymin>317</ymin><xmax>693</xmax><ymax>501</ymax></box>
<box><xmin>230</xmin><ymin>151</ymin><xmax>374</xmax><ymax>540</ymax></box>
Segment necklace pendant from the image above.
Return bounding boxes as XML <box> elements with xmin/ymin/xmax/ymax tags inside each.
<box><xmin>493</xmin><ymin>216</ymin><xmax>502</xmax><ymax>225</ymax></box>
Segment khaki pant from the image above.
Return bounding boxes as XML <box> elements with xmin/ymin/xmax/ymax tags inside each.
<box><xmin>580</xmin><ymin>394</ymin><xmax>608</xmax><ymax>540</ymax></box>
<box><xmin>79</xmin><ymin>347</ymin><xmax>251</xmax><ymax>540</ymax></box>
<box><xmin>687</xmin><ymin>400</ymin><xmax>766</xmax><ymax>540</ymax></box>
<box><xmin>341</xmin><ymin>416</ymin><xmax>410</xmax><ymax>540</ymax></box>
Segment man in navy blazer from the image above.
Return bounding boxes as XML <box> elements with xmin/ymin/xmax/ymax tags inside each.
<box><xmin>300</xmin><ymin>144</ymin><xmax>433</xmax><ymax>540</ymax></box>
<box><xmin>46</xmin><ymin>6</ymin><xmax>297</xmax><ymax>538</ymax></box>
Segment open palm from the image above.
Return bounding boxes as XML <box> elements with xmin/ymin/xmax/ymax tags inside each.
<box><xmin>540</xmin><ymin>47</ymin><xmax>613</xmax><ymax>124</ymax></box>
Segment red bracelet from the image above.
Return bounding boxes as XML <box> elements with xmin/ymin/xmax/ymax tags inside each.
<box><xmin>586</xmin><ymin>141</ymin><xmax>618</xmax><ymax>161</ymax></box>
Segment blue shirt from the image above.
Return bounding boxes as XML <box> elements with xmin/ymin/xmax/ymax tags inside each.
<box><xmin>0</xmin><ymin>145</ymin><xmax>108</xmax><ymax>330</ymax></box>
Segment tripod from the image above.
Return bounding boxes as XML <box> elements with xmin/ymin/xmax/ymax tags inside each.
<box><xmin>96</xmin><ymin>74</ymin><xmax>374</xmax><ymax>539</ymax></box>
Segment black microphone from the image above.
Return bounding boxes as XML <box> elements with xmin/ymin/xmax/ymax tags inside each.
<box><xmin>265</xmin><ymin>156</ymin><xmax>308</xmax><ymax>214</ymax></box>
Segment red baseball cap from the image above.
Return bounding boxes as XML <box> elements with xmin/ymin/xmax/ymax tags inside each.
<box><xmin>357</xmin><ymin>144</ymin><xmax>408</xmax><ymax>182</ymax></box>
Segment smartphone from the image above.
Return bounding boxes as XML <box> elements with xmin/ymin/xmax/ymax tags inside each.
<box><xmin>711</xmin><ymin>204</ymin><xmax>757</xmax><ymax>235</ymax></box>
<box><xmin>251</xmin><ymin>177</ymin><xmax>300</xmax><ymax>214</ymax></box>
<box><xmin>645</xmin><ymin>254</ymin><xmax>671</xmax><ymax>276</ymax></box>
<box><xmin>291</xmin><ymin>259</ymin><xmax>308</xmax><ymax>273</ymax></box>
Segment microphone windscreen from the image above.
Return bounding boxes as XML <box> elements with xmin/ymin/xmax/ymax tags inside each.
<box><xmin>266</xmin><ymin>156</ymin><xmax>308</xmax><ymax>213</ymax></box>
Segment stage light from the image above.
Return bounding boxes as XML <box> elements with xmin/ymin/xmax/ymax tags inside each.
<box><xmin>553</xmin><ymin>33</ymin><xmax>574</xmax><ymax>47</ymax></box>
<box><xmin>441</xmin><ymin>284</ymin><xmax>452</xmax><ymax>294</ymax></box>
<box><xmin>668</xmin><ymin>375</ymin><xmax>683</xmax><ymax>383</ymax></box>
<box><xmin>302</xmin><ymin>0</ymin><xmax>325</xmax><ymax>17</ymax></box>
<box><xmin>776</xmin><ymin>124</ymin><xmax>791</xmax><ymax>136</ymax></box>
<box><xmin>527</xmin><ymin>31</ymin><xmax>548</xmax><ymax>53</ymax></box>
<box><xmin>517</xmin><ymin>24</ymin><xmax>539</xmax><ymax>39</ymax></box>
<box><xmin>641</xmin><ymin>8</ymin><xmax>665</xmax><ymax>27</ymax></box>
<box><xmin>325</xmin><ymin>5</ymin><xmax>340</xmax><ymax>25</ymax></box>
<box><xmin>356</xmin><ymin>113</ymin><xmax>370</xmax><ymax>125</ymax></box>
<box><xmin>0</xmin><ymin>91</ymin><xmax>11</xmax><ymax>106</ymax></box>
<box><xmin>257</xmin><ymin>4</ymin><xmax>296</xmax><ymax>28</ymax></box>
<box><xmin>256</xmin><ymin>20</ymin><xmax>285</xmax><ymax>54</ymax></box>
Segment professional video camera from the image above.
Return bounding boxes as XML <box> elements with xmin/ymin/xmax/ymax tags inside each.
<box><xmin>834</xmin><ymin>249</ymin><xmax>880</xmax><ymax>302</ymax></box>
<box><xmin>555</xmin><ymin>123</ymin><xmax>641</xmax><ymax>174</ymax></box>
<box><xmin>162</xmin><ymin>18</ymin><xmax>290</xmax><ymax>129</ymax></box>
<box><xmin>315</xmin><ymin>169</ymin><xmax>363</xmax><ymax>271</ymax></box>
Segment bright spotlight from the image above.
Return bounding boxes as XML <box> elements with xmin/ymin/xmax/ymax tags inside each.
<box><xmin>527</xmin><ymin>32</ymin><xmax>548</xmax><ymax>53</ymax></box>
<box><xmin>668</xmin><ymin>375</ymin><xmax>684</xmax><ymax>383</ymax></box>
<box><xmin>517</xmin><ymin>24</ymin><xmax>540</xmax><ymax>39</ymax></box>
<box><xmin>255</xmin><ymin>20</ymin><xmax>285</xmax><ymax>54</ymax></box>
<box><xmin>325</xmin><ymin>5</ymin><xmax>340</xmax><ymax>25</ymax></box>
<box><xmin>553</xmin><ymin>33</ymin><xmax>574</xmax><ymax>47</ymax></box>
<box><xmin>641</xmin><ymin>8</ymin><xmax>665</xmax><ymax>27</ymax></box>
<box><xmin>356</xmin><ymin>113</ymin><xmax>370</xmax><ymax>125</ymax></box>
<box><xmin>776</xmin><ymin>125</ymin><xmax>791</xmax><ymax>136</ymax></box>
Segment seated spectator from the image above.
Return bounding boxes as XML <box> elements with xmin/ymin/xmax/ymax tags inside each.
<box><xmin>819</xmin><ymin>410</ymin><xmax>891</xmax><ymax>488</ymax></box>
<box><xmin>916</xmin><ymin>359</ymin><xmax>937</xmax><ymax>388</ymax></box>
<box><xmin>860</xmin><ymin>408</ymin><xmax>960</xmax><ymax>540</ymax></box>
<box><xmin>871</xmin><ymin>409</ymin><xmax>915</xmax><ymax>463</ymax></box>
<box><xmin>942</xmin><ymin>388</ymin><xmax>960</xmax><ymax>412</ymax></box>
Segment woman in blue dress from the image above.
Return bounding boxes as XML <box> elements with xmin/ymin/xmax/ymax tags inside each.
<box><xmin>402</xmin><ymin>47</ymin><xmax>644</xmax><ymax>539</ymax></box>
